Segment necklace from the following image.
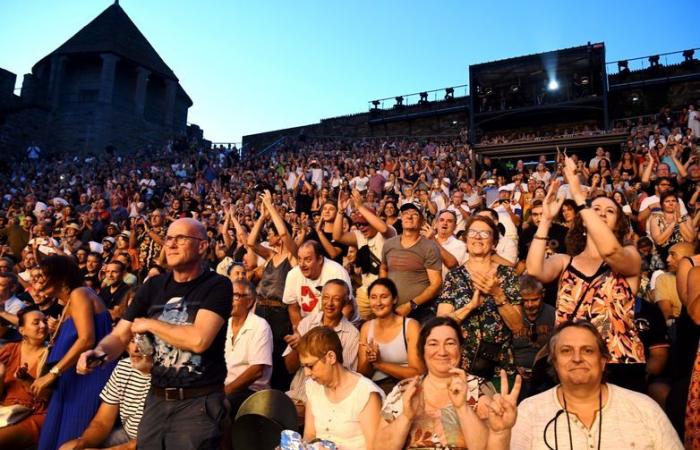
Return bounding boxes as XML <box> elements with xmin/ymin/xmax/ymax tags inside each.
<box><xmin>561</xmin><ymin>387</ymin><xmax>603</xmax><ymax>450</ymax></box>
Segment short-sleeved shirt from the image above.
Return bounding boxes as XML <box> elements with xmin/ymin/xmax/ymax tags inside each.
<box><xmin>124</xmin><ymin>270</ymin><xmax>232</xmax><ymax>388</ymax></box>
<box><xmin>100</xmin><ymin>358</ymin><xmax>151</xmax><ymax>440</ymax></box>
<box><xmin>382</xmin><ymin>236</ymin><xmax>441</xmax><ymax>305</ymax></box>
<box><xmin>224</xmin><ymin>312</ymin><xmax>273</xmax><ymax>392</ymax></box>
<box><xmin>437</xmin><ymin>265</ymin><xmax>522</xmax><ymax>375</ymax></box>
<box><xmin>284</xmin><ymin>312</ymin><xmax>359</xmax><ymax>403</ymax></box>
<box><xmin>438</xmin><ymin>235</ymin><xmax>467</xmax><ymax>279</ymax></box>
<box><xmin>282</xmin><ymin>258</ymin><xmax>354</xmax><ymax>318</ymax></box>
<box><xmin>512</xmin><ymin>384</ymin><xmax>684</xmax><ymax>449</ymax></box>
<box><xmin>653</xmin><ymin>273</ymin><xmax>682</xmax><ymax>318</ymax></box>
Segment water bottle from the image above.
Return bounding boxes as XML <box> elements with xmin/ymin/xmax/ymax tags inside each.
<box><xmin>278</xmin><ymin>429</ymin><xmax>304</xmax><ymax>450</ymax></box>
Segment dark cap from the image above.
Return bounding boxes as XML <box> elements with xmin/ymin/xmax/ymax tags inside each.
<box><xmin>399</xmin><ymin>202</ymin><xmax>424</xmax><ymax>216</ymax></box>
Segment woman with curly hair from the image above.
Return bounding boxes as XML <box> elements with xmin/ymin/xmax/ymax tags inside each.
<box><xmin>526</xmin><ymin>156</ymin><xmax>646</xmax><ymax>392</ymax></box>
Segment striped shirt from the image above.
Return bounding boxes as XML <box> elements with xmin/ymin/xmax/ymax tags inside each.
<box><xmin>99</xmin><ymin>358</ymin><xmax>151</xmax><ymax>440</ymax></box>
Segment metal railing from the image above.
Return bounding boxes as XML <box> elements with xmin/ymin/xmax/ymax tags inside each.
<box><xmin>606</xmin><ymin>47</ymin><xmax>699</xmax><ymax>76</ymax></box>
<box><xmin>368</xmin><ymin>84</ymin><xmax>468</xmax><ymax>110</ymax></box>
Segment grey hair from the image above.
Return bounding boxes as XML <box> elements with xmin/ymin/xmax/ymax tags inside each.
<box><xmin>519</xmin><ymin>275</ymin><xmax>544</xmax><ymax>297</ymax></box>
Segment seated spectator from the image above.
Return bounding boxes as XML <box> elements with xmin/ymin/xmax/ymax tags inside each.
<box><xmin>0</xmin><ymin>272</ymin><xmax>28</xmax><ymax>335</ymax></box>
<box><xmin>300</xmin><ymin>326</ymin><xmax>383</xmax><ymax>450</ymax></box>
<box><xmin>224</xmin><ymin>280</ymin><xmax>273</xmax><ymax>418</ymax></box>
<box><xmin>283</xmin><ymin>279</ymin><xmax>359</xmax><ymax>413</ymax></box>
<box><xmin>650</xmin><ymin>242</ymin><xmax>695</xmax><ymax>322</ymax></box>
<box><xmin>58</xmin><ymin>337</ymin><xmax>152</xmax><ymax>450</ymax></box>
<box><xmin>375</xmin><ymin>317</ymin><xmax>519</xmax><ymax>449</ymax></box>
<box><xmin>0</xmin><ymin>307</ymin><xmax>49</xmax><ymax>449</ymax></box>
<box><xmin>357</xmin><ymin>278</ymin><xmax>422</xmax><ymax>394</ymax></box>
<box><xmin>511</xmin><ymin>275</ymin><xmax>555</xmax><ymax>396</ymax></box>
<box><xmin>512</xmin><ymin>321</ymin><xmax>683</xmax><ymax>449</ymax></box>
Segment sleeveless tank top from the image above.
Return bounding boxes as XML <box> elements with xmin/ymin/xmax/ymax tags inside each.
<box><xmin>556</xmin><ymin>258</ymin><xmax>645</xmax><ymax>364</ymax></box>
<box><xmin>256</xmin><ymin>257</ymin><xmax>292</xmax><ymax>301</ymax></box>
<box><xmin>367</xmin><ymin>318</ymin><xmax>408</xmax><ymax>381</ymax></box>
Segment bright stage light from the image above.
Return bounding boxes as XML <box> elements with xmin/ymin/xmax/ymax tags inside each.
<box><xmin>547</xmin><ymin>79</ymin><xmax>559</xmax><ymax>91</ymax></box>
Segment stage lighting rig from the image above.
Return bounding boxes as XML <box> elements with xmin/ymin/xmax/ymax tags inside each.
<box><xmin>394</xmin><ymin>96</ymin><xmax>404</xmax><ymax>107</ymax></box>
<box><xmin>618</xmin><ymin>60</ymin><xmax>630</xmax><ymax>74</ymax></box>
<box><xmin>649</xmin><ymin>55</ymin><xmax>660</xmax><ymax>67</ymax></box>
<box><xmin>419</xmin><ymin>92</ymin><xmax>429</xmax><ymax>104</ymax></box>
<box><xmin>683</xmin><ymin>49</ymin><xmax>695</xmax><ymax>62</ymax></box>
<box><xmin>371</xmin><ymin>100</ymin><xmax>380</xmax><ymax>110</ymax></box>
<box><xmin>547</xmin><ymin>79</ymin><xmax>559</xmax><ymax>91</ymax></box>
<box><xmin>444</xmin><ymin>87</ymin><xmax>454</xmax><ymax>100</ymax></box>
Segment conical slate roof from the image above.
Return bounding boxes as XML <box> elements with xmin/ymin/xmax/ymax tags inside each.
<box><xmin>34</xmin><ymin>2</ymin><xmax>177</xmax><ymax>80</ymax></box>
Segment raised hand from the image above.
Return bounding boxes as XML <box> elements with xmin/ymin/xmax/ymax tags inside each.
<box><xmin>479</xmin><ymin>370</ymin><xmax>521</xmax><ymax>432</ymax></box>
<box><xmin>542</xmin><ymin>179</ymin><xmax>565</xmax><ymax>222</ymax></box>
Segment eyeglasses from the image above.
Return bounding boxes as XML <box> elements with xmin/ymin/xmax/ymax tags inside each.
<box><xmin>466</xmin><ymin>229</ymin><xmax>492</xmax><ymax>239</ymax></box>
<box><xmin>232</xmin><ymin>292</ymin><xmax>250</xmax><ymax>300</ymax></box>
<box><xmin>164</xmin><ymin>235</ymin><xmax>205</xmax><ymax>246</ymax></box>
<box><xmin>301</xmin><ymin>356</ymin><xmax>325</xmax><ymax>371</ymax></box>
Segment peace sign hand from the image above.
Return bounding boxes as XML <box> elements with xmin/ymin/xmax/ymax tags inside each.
<box><xmin>477</xmin><ymin>369</ymin><xmax>521</xmax><ymax>432</ymax></box>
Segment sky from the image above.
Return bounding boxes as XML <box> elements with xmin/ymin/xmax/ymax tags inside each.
<box><xmin>1</xmin><ymin>0</ymin><xmax>698</xmax><ymax>144</ymax></box>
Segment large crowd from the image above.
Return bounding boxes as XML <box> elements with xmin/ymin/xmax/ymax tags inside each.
<box><xmin>0</xmin><ymin>102</ymin><xmax>698</xmax><ymax>449</ymax></box>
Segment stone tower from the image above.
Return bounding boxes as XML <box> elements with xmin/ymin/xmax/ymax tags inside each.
<box><xmin>1</xmin><ymin>1</ymin><xmax>193</xmax><ymax>155</ymax></box>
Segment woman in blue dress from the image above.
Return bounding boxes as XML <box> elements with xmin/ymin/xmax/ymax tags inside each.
<box><xmin>31</xmin><ymin>255</ymin><xmax>116</xmax><ymax>450</ymax></box>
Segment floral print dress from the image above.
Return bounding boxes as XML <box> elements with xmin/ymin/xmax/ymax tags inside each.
<box><xmin>437</xmin><ymin>265</ymin><xmax>522</xmax><ymax>376</ymax></box>
<box><xmin>556</xmin><ymin>258</ymin><xmax>645</xmax><ymax>364</ymax></box>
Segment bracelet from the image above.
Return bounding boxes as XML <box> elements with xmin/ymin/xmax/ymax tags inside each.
<box><xmin>533</xmin><ymin>235</ymin><xmax>548</xmax><ymax>240</ymax></box>
<box><xmin>574</xmin><ymin>202</ymin><xmax>587</xmax><ymax>213</ymax></box>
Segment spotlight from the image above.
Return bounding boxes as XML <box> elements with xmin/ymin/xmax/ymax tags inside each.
<box><xmin>371</xmin><ymin>100</ymin><xmax>380</xmax><ymax>109</ymax></box>
<box><xmin>484</xmin><ymin>87</ymin><xmax>493</xmax><ymax>95</ymax></box>
<box><xmin>580</xmin><ymin>76</ymin><xmax>590</xmax><ymax>85</ymax></box>
<box><xmin>394</xmin><ymin>96</ymin><xmax>404</xmax><ymax>107</ymax></box>
<box><xmin>631</xmin><ymin>93</ymin><xmax>640</xmax><ymax>103</ymax></box>
<box><xmin>649</xmin><ymin>55</ymin><xmax>660</xmax><ymax>67</ymax></box>
<box><xmin>419</xmin><ymin>92</ymin><xmax>429</xmax><ymax>104</ymax></box>
<box><xmin>547</xmin><ymin>79</ymin><xmax>559</xmax><ymax>91</ymax></box>
<box><xmin>618</xmin><ymin>60</ymin><xmax>629</xmax><ymax>73</ymax></box>
<box><xmin>509</xmin><ymin>84</ymin><xmax>519</xmax><ymax>93</ymax></box>
<box><xmin>444</xmin><ymin>87</ymin><xmax>454</xmax><ymax>100</ymax></box>
<box><xmin>683</xmin><ymin>49</ymin><xmax>695</xmax><ymax>62</ymax></box>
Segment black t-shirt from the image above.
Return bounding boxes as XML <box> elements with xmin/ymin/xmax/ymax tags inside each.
<box><xmin>124</xmin><ymin>270</ymin><xmax>232</xmax><ymax>389</ymax></box>
<box><xmin>634</xmin><ymin>298</ymin><xmax>669</xmax><ymax>361</ymax></box>
<box><xmin>100</xmin><ymin>282</ymin><xmax>131</xmax><ymax>309</ymax></box>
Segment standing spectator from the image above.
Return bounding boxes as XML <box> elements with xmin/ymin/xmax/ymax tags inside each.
<box><xmin>333</xmin><ymin>191</ymin><xmax>395</xmax><ymax>320</ymax></box>
<box><xmin>527</xmin><ymin>159</ymin><xmax>646</xmax><ymax>391</ymax></box>
<box><xmin>78</xmin><ymin>218</ymin><xmax>233</xmax><ymax>450</ymax></box>
<box><xmin>437</xmin><ymin>216</ymin><xmax>523</xmax><ymax>384</ymax></box>
<box><xmin>131</xmin><ymin>210</ymin><xmax>166</xmax><ymax>279</ymax></box>
<box><xmin>380</xmin><ymin>203</ymin><xmax>442</xmax><ymax>323</ymax></box>
<box><xmin>426</xmin><ymin>209</ymin><xmax>465</xmax><ymax>278</ymax></box>
<box><xmin>282</xmin><ymin>240</ymin><xmax>354</xmax><ymax>329</ymax></box>
<box><xmin>35</xmin><ymin>255</ymin><xmax>117</xmax><ymax>450</ymax></box>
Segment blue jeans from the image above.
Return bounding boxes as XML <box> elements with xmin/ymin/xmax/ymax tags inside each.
<box><xmin>137</xmin><ymin>391</ymin><xmax>226</xmax><ymax>449</ymax></box>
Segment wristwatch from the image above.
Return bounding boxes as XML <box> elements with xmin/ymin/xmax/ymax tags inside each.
<box><xmin>409</xmin><ymin>300</ymin><xmax>419</xmax><ymax>311</ymax></box>
<box><xmin>49</xmin><ymin>365</ymin><xmax>61</xmax><ymax>377</ymax></box>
